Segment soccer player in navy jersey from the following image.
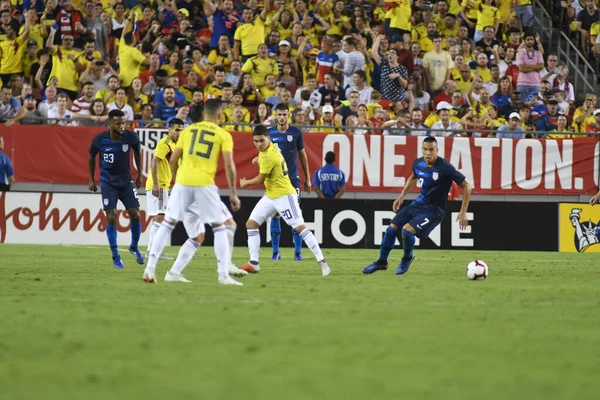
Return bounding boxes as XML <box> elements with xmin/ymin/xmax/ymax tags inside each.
<box><xmin>88</xmin><ymin>109</ymin><xmax>145</xmax><ymax>269</ymax></box>
<box><xmin>268</xmin><ymin>103</ymin><xmax>311</xmax><ymax>261</ymax></box>
<box><xmin>363</xmin><ymin>136</ymin><xmax>472</xmax><ymax>275</ymax></box>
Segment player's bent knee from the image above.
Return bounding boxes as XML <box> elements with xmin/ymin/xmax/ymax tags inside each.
<box><xmin>246</xmin><ymin>219</ymin><xmax>260</xmax><ymax>229</ymax></box>
<box><xmin>194</xmin><ymin>233</ymin><xmax>205</xmax><ymax>244</ymax></box>
<box><xmin>128</xmin><ymin>208</ymin><xmax>140</xmax><ymax>220</ymax></box>
<box><xmin>225</xmin><ymin>218</ymin><xmax>236</xmax><ymax>229</ymax></box>
<box><xmin>154</xmin><ymin>214</ymin><xmax>165</xmax><ymax>223</ymax></box>
<box><xmin>389</xmin><ymin>223</ymin><xmax>399</xmax><ymax>231</ymax></box>
<box><xmin>164</xmin><ymin>217</ymin><xmax>177</xmax><ymax>226</ymax></box>
<box><xmin>402</xmin><ymin>224</ymin><xmax>416</xmax><ymax>234</ymax></box>
<box><xmin>272</xmin><ymin>213</ymin><xmax>280</xmax><ymax>219</ymax></box>
<box><xmin>294</xmin><ymin>224</ymin><xmax>306</xmax><ymax>233</ymax></box>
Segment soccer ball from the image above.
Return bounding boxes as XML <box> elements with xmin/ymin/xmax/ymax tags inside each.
<box><xmin>466</xmin><ymin>260</ymin><xmax>488</xmax><ymax>280</ymax></box>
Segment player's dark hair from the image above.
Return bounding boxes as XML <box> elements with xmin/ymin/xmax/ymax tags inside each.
<box><xmin>108</xmin><ymin>109</ymin><xmax>125</xmax><ymax>119</ymax></box>
<box><xmin>275</xmin><ymin>103</ymin><xmax>289</xmax><ymax>112</ymax></box>
<box><xmin>423</xmin><ymin>136</ymin><xmax>437</xmax><ymax>144</ymax></box>
<box><xmin>163</xmin><ymin>85</ymin><xmax>176</xmax><ymax>93</ymax></box>
<box><xmin>253</xmin><ymin>124</ymin><xmax>269</xmax><ymax>137</ymax></box>
<box><xmin>124</xmin><ymin>32</ymin><xmax>135</xmax><ymax>45</ymax></box>
<box><xmin>83</xmin><ymin>81</ymin><xmax>94</xmax><ymax>88</ymax></box>
<box><xmin>204</xmin><ymin>98</ymin><xmax>222</xmax><ymax>116</ymax></box>
<box><xmin>222</xmin><ymin>81</ymin><xmax>233</xmax><ymax>88</ymax></box>
<box><xmin>169</xmin><ymin>118</ymin><xmax>184</xmax><ymax>126</ymax></box>
<box><xmin>325</xmin><ymin>151</ymin><xmax>336</xmax><ymax>163</ymax></box>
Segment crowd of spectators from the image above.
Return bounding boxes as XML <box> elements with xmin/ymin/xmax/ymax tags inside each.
<box><xmin>0</xmin><ymin>0</ymin><xmax>598</xmax><ymax>138</ymax></box>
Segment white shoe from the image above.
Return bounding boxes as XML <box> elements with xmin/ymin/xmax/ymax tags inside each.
<box><xmin>164</xmin><ymin>271</ymin><xmax>191</xmax><ymax>283</ymax></box>
<box><xmin>319</xmin><ymin>261</ymin><xmax>331</xmax><ymax>276</ymax></box>
<box><xmin>142</xmin><ymin>269</ymin><xmax>157</xmax><ymax>283</ymax></box>
<box><xmin>159</xmin><ymin>253</ymin><xmax>174</xmax><ymax>260</ymax></box>
<box><xmin>228</xmin><ymin>263</ymin><xmax>248</xmax><ymax>277</ymax></box>
<box><xmin>218</xmin><ymin>276</ymin><xmax>244</xmax><ymax>286</ymax></box>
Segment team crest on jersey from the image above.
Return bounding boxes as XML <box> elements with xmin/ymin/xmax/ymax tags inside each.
<box><xmin>287</xmin><ymin>135</ymin><xmax>293</xmax><ymax>142</ymax></box>
<box><xmin>122</xmin><ymin>144</ymin><xmax>129</xmax><ymax>152</ymax></box>
<box><xmin>103</xmin><ymin>199</ymin><xmax>108</xmax><ymax>206</ymax></box>
<box><xmin>432</xmin><ymin>172</ymin><xmax>439</xmax><ymax>180</ymax></box>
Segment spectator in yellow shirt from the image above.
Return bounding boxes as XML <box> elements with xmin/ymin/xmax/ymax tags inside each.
<box><xmin>241</xmin><ymin>43</ymin><xmax>279</xmax><ymax>88</ymax></box>
<box><xmin>234</xmin><ymin>0</ymin><xmax>270</xmax><ymax>62</ymax></box>
<box><xmin>45</xmin><ymin>26</ymin><xmax>82</xmax><ymax>100</ymax></box>
<box><xmin>0</xmin><ymin>13</ymin><xmax>30</xmax><ymax>85</ymax></box>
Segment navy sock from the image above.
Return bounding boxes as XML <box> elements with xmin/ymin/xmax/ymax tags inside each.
<box><xmin>130</xmin><ymin>219</ymin><xmax>141</xmax><ymax>250</ymax></box>
<box><xmin>106</xmin><ymin>224</ymin><xmax>119</xmax><ymax>259</ymax></box>
<box><xmin>378</xmin><ymin>226</ymin><xmax>397</xmax><ymax>263</ymax></box>
<box><xmin>401</xmin><ymin>228</ymin><xmax>415</xmax><ymax>259</ymax></box>
<box><xmin>270</xmin><ymin>217</ymin><xmax>281</xmax><ymax>253</ymax></box>
<box><xmin>293</xmin><ymin>228</ymin><xmax>302</xmax><ymax>253</ymax></box>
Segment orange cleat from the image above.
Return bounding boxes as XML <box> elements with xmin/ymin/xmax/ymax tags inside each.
<box><xmin>239</xmin><ymin>263</ymin><xmax>260</xmax><ymax>273</ymax></box>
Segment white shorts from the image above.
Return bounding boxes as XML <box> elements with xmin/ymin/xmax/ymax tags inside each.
<box><xmin>249</xmin><ymin>194</ymin><xmax>304</xmax><ymax>228</ymax></box>
<box><xmin>146</xmin><ymin>189</ymin><xmax>169</xmax><ymax>216</ymax></box>
<box><xmin>166</xmin><ymin>183</ymin><xmax>232</xmax><ymax>229</ymax></box>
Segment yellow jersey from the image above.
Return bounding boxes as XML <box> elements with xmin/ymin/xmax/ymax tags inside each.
<box><xmin>241</xmin><ymin>56</ymin><xmax>279</xmax><ymax>88</ymax></box>
<box><xmin>176</xmin><ymin>121</ymin><xmax>233</xmax><ymax>187</ymax></box>
<box><xmin>119</xmin><ymin>42</ymin><xmax>147</xmax><ymax>87</ymax></box>
<box><xmin>233</xmin><ymin>17</ymin><xmax>266</xmax><ymax>56</ymax></box>
<box><xmin>259</xmin><ymin>143</ymin><xmax>296</xmax><ymax>199</ymax></box>
<box><xmin>0</xmin><ymin>37</ymin><xmax>25</xmax><ymax>74</ymax></box>
<box><xmin>475</xmin><ymin>5</ymin><xmax>498</xmax><ymax>31</ymax></box>
<box><xmin>146</xmin><ymin>135</ymin><xmax>176</xmax><ymax>190</ymax></box>
<box><xmin>48</xmin><ymin>46</ymin><xmax>80</xmax><ymax>92</ymax></box>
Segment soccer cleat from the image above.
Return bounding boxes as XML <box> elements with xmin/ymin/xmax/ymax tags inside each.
<box><xmin>142</xmin><ymin>270</ymin><xmax>157</xmax><ymax>283</ymax></box>
<box><xmin>159</xmin><ymin>253</ymin><xmax>174</xmax><ymax>260</ymax></box>
<box><xmin>396</xmin><ymin>255</ymin><xmax>415</xmax><ymax>275</ymax></box>
<box><xmin>362</xmin><ymin>260</ymin><xmax>388</xmax><ymax>274</ymax></box>
<box><xmin>271</xmin><ymin>252</ymin><xmax>281</xmax><ymax>260</ymax></box>
<box><xmin>164</xmin><ymin>271</ymin><xmax>191</xmax><ymax>283</ymax></box>
<box><xmin>113</xmin><ymin>257</ymin><xmax>125</xmax><ymax>269</ymax></box>
<box><xmin>129</xmin><ymin>246</ymin><xmax>145</xmax><ymax>265</ymax></box>
<box><xmin>319</xmin><ymin>260</ymin><xmax>331</xmax><ymax>276</ymax></box>
<box><xmin>239</xmin><ymin>263</ymin><xmax>260</xmax><ymax>274</ymax></box>
<box><xmin>218</xmin><ymin>276</ymin><xmax>244</xmax><ymax>286</ymax></box>
<box><xmin>228</xmin><ymin>263</ymin><xmax>248</xmax><ymax>277</ymax></box>
<box><xmin>294</xmin><ymin>252</ymin><xmax>304</xmax><ymax>261</ymax></box>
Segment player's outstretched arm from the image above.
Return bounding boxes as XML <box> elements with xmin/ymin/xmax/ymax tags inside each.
<box><xmin>590</xmin><ymin>189</ymin><xmax>600</xmax><ymax>205</ymax></box>
<box><xmin>169</xmin><ymin>147</ymin><xmax>183</xmax><ymax>181</ymax></box>
<box><xmin>298</xmin><ymin>148</ymin><xmax>311</xmax><ymax>193</ymax></box>
<box><xmin>133</xmin><ymin>147</ymin><xmax>143</xmax><ymax>188</ymax></box>
<box><xmin>88</xmin><ymin>154</ymin><xmax>97</xmax><ymax>192</ymax></box>
<box><xmin>393</xmin><ymin>173</ymin><xmax>418</xmax><ymax>212</ymax></box>
<box><xmin>223</xmin><ymin>150</ymin><xmax>241</xmax><ymax>211</ymax></box>
<box><xmin>240</xmin><ymin>173</ymin><xmax>267</xmax><ymax>188</ymax></box>
<box><xmin>456</xmin><ymin>180</ymin><xmax>472</xmax><ymax>230</ymax></box>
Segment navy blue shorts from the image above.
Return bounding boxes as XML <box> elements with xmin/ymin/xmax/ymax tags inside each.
<box><xmin>391</xmin><ymin>203</ymin><xmax>444</xmax><ymax>240</ymax></box>
<box><xmin>100</xmin><ymin>182</ymin><xmax>140</xmax><ymax>211</ymax></box>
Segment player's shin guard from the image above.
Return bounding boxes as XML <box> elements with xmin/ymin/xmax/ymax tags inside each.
<box><xmin>213</xmin><ymin>226</ymin><xmax>230</xmax><ymax>279</ymax></box>
<box><xmin>147</xmin><ymin>221</ymin><xmax>161</xmax><ymax>253</ymax></box>
<box><xmin>247</xmin><ymin>228</ymin><xmax>260</xmax><ymax>262</ymax></box>
<box><xmin>130</xmin><ymin>219</ymin><xmax>142</xmax><ymax>250</ymax></box>
<box><xmin>147</xmin><ymin>221</ymin><xmax>174</xmax><ymax>272</ymax></box>
<box><xmin>106</xmin><ymin>224</ymin><xmax>119</xmax><ymax>259</ymax></box>
<box><xmin>379</xmin><ymin>226</ymin><xmax>397</xmax><ymax>262</ymax></box>
<box><xmin>270</xmin><ymin>217</ymin><xmax>281</xmax><ymax>253</ymax></box>
<box><xmin>170</xmin><ymin>238</ymin><xmax>201</xmax><ymax>275</ymax></box>
<box><xmin>299</xmin><ymin>228</ymin><xmax>324</xmax><ymax>261</ymax></box>
<box><xmin>401</xmin><ymin>228</ymin><xmax>415</xmax><ymax>259</ymax></box>
<box><xmin>293</xmin><ymin>228</ymin><xmax>302</xmax><ymax>253</ymax></box>
<box><xmin>226</xmin><ymin>225</ymin><xmax>236</xmax><ymax>262</ymax></box>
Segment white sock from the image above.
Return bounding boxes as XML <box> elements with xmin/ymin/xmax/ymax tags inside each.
<box><xmin>226</xmin><ymin>225</ymin><xmax>235</xmax><ymax>266</ymax></box>
<box><xmin>170</xmin><ymin>238</ymin><xmax>200</xmax><ymax>275</ymax></box>
<box><xmin>147</xmin><ymin>221</ymin><xmax>161</xmax><ymax>253</ymax></box>
<box><xmin>147</xmin><ymin>221</ymin><xmax>174</xmax><ymax>272</ymax></box>
<box><xmin>213</xmin><ymin>226</ymin><xmax>230</xmax><ymax>279</ymax></box>
<box><xmin>299</xmin><ymin>228</ymin><xmax>324</xmax><ymax>262</ymax></box>
<box><xmin>247</xmin><ymin>228</ymin><xmax>260</xmax><ymax>264</ymax></box>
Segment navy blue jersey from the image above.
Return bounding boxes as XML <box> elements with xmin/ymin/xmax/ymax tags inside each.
<box><xmin>269</xmin><ymin>125</ymin><xmax>304</xmax><ymax>184</ymax></box>
<box><xmin>89</xmin><ymin>130</ymin><xmax>140</xmax><ymax>187</ymax></box>
<box><xmin>412</xmin><ymin>156</ymin><xmax>465</xmax><ymax>211</ymax></box>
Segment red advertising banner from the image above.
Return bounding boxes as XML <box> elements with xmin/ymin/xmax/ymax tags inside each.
<box><xmin>0</xmin><ymin>125</ymin><xmax>598</xmax><ymax>194</ymax></box>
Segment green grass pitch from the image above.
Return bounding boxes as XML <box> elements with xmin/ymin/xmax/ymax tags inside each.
<box><xmin>1</xmin><ymin>245</ymin><xmax>599</xmax><ymax>399</ymax></box>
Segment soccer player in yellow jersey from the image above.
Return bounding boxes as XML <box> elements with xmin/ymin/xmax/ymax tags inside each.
<box><xmin>143</xmin><ymin>99</ymin><xmax>243</xmax><ymax>286</ymax></box>
<box><xmin>238</xmin><ymin>125</ymin><xmax>331</xmax><ymax>276</ymax></box>
<box><xmin>145</xmin><ymin>119</ymin><xmax>183</xmax><ymax>261</ymax></box>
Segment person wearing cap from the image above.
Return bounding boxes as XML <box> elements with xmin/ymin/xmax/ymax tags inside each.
<box><xmin>241</xmin><ymin>43</ymin><xmax>279</xmax><ymax>88</ymax></box>
<box><xmin>313</xmin><ymin>104</ymin><xmax>341</xmax><ymax>134</ymax></box>
<box><xmin>496</xmin><ymin>112</ymin><xmax>525</xmax><ymax>139</ymax></box>
<box><xmin>535</xmin><ymin>98</ymin><xmax>560</xmax><ymax>136</ymax></box>
<box><xmin>430</xmin><ymin>101</ymin><xmax>463</xmax><ymax>137</ymax></box>
<box><xmin>233</xmin><ymin>0</ymin><xmax>270</xmax><ymax>62</ymax></box>
<box><xmin>312</xmin><ymin>152</ymin><xmax>346</xmax><ymax>199</ymax></box>
<box><xmin>4</xmin><ymin>94</ymin><xmax>42</xmax><ymax>126</ymax></box>
<box><xmin>0</xmin><ymin>11</ymin><xmax>30</xmax><ymax>85</ymax></box>
<box><xmin>530</xmin><ymin>89</ymin><xmax>553</xmax><ymax>119</ymax></box>
<box><xmin>23</xmin><ymin>39</ymin><xmax>40</xmax><ymax>81</ymax></box>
